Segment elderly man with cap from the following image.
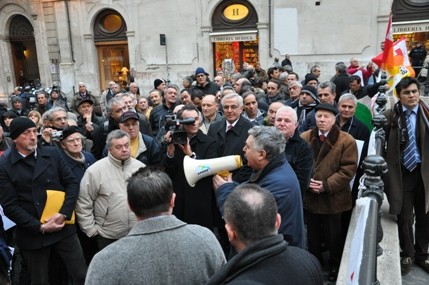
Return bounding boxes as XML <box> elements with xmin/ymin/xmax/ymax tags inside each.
<box><xmin>300</xmin><ymin>103</ymin><xmax>358</xmax><ymax>282</ymax></box>
<box><xmin>58</xmin><ymin>126</ymin><xmax>98</xmax><ymax>264</ymax></box>
<box><xmin>0</xmin><ymin>117</ymin><xmax>87</xmax><ymax>284</ymax></box>
<box><xmin>193</xmin><ymin>67</ymin><xmax>219</xmax><ymax>95</ymax></box>
<box><xmin>117</xmin><ymin>111</ymin><xmax>162</xmax><ymax>166</ymax></box>
<box><xmin>304</xmin><ymin>81</ymin><xmax>338</xmax><ymax>132</ymax></box>
<box><xmin>76</xmin><ymin>99</ymin><xmax>104</xmax><ymax>137</ymax></box>
<box><xmin>59</xmin><ymin>126</ymin><xmax>97</xmax><ymax>187</ymax></box>
<box><xmin>77</xmin><ymin>130</ymin><xmax>145</xmax><ymax>251</ymax></box>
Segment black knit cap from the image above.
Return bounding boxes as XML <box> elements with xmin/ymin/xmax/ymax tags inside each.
<box><xmin>9</xmin><ymin>117</ymin><xmax>36</xmax><ymax>140</ymax></box>
<box><xmin>61</xmin><ymin>126</ymin><xmax>82</xmax><ymax>141</ymax></box>
<box><xmin>154</xmin><ymin>79</ymin><xmax>164</xmax><ymax>89</ymax></box>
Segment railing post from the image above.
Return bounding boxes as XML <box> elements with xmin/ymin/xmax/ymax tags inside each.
<box><xmin>358</xmin><ymin>70</ymin><xmax>389</xmax><ymax>284</ymax></box>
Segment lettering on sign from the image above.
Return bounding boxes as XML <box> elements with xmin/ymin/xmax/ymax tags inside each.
<box><xmin>210</xmin><ymin>34</ymin><xmax>257</xmax><ymax>43</ymax></box>
<box><xmin>393</xmin><ymin>22</ymin><xmax>429</xmax><ymax>33</ymax></box>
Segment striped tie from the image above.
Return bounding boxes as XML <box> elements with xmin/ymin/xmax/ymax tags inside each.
<box><xmin>402</xmin><ymin>110</ymin><xmax>418</xmax><ymax>172</ymax></box>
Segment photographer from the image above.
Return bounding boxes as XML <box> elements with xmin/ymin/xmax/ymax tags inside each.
<box><xmin>39</xmin><ymin>107</ymin><xmax>69</xmax><ymax>146</ymax></box>
<box><xmin>163</xmin><ymin>104</ymin><xmax>218</xmax><ymax>230</ymax></box>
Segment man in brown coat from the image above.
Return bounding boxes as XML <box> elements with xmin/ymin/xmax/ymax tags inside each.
<box><xmin>301</xmin><ymin>103</ymin><xmax>358</xmax><ymax>282</ymax></box>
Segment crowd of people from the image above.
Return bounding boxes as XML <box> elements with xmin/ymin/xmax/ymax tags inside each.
<box><xmin>0</xmin><ymin>55</ymin><xmax>427</xmax><ymax>284</ymax></box>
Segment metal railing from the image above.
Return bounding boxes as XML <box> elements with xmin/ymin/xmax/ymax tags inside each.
<box><xmin>345</xmin><ymin>71</ymin><xmax>389</xmax><ymax>284</ymax></box>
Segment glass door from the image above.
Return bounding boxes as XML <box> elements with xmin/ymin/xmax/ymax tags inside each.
<box><xmin>97</xmin><ymin>44</ymin><xmax>129</xmax><ymax>91</ymax></box>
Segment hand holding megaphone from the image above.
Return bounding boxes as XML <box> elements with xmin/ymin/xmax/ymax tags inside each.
<box><xmin>213</xmin><ymin>172</ymin><xmax>233</xmax><ymax>190</ymax></box>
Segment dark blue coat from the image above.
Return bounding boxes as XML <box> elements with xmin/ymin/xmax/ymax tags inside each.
<box><xmin>59</xmin><ymin>149</ymin><xmax>97</xmax><ymax>182</ymax></box>
<box><xmin>285</xmin><ymin>130</ymin><xmax>313</xmax><ymax>196</ymax></box>
<box><xmin>0</xmin><ymin>146</ymin><xmax>79</xmax><ymax>249</ymax></box>
<box><xmin>216</xmin><ymin>156</ymin><xmax>305</xmax><ymax>248</ymax></box>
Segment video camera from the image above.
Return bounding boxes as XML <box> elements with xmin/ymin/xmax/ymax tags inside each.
<box><xmin>164</xmin><ymin>114</ymin><xmax>195</xmax><ymax>145</ymax></box>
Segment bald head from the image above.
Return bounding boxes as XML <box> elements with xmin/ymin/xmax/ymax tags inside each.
<box><xmin>224</xmin><ymin>184</ymin><xmax>278</xmax><ymax>246</ymax></box>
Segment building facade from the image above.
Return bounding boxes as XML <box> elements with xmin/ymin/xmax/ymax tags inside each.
<box><xmin>2</xmin><ymin>0</ymin><xmax>423</xmax><ymax>100</ymax></box>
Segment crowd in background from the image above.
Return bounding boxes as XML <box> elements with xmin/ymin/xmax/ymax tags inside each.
<box><xmin>0</xmin><ymin>51</ymin><xmax>428</xmax><ymax>284</ymax></box>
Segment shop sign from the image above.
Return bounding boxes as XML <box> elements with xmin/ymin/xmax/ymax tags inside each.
<box><xmin>223</xmin><ymin>4</ymin><xmax>249</xmax><ymax>21</ymax></box>
<box><xmin>210</xmin><ymin>33</ymin><xmax>257</xmax><ymax>42</ymax></box>
<box><xmin>393</xmin><ymin>22</ymin><xmax>429</xmax><ymax>33</ymax></box>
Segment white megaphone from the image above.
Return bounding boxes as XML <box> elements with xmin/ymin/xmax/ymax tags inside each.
<box><xmin>184</xmin><ymin>155</ymin><xmax>243</xmax><ymax>187</ymax></box>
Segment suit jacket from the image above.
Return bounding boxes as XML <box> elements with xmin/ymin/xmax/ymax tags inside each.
<box><xmin>85</xmin><ymin>215</ymin><xmax>226</xmax><ymax>285</ymax></box>
<box><xmin>0</xmin><ymin>146</ymin><xmax>79</xmax><ymax>249</ymax></box>
<box><xmin>384</xmin><ymin>103</ymin><xmax>429</xmax><ymax>214</ymax></box>
<box><xmin>207</xmin><ymin>116</ymin><xmax>253</xmax><ymax>183</ymax></box>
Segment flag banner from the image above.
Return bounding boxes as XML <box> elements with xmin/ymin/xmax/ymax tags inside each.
<box><xmin>371</xmin><ymin>37</ymin><xmax>415</xmax><ymax>89</ymax></box>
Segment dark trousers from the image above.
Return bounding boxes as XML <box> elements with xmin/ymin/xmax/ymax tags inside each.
<box><xmin>305</xmin><ymin>210</ymin><xmax>344</xmax><ymax>268</ymax></box>
<box><xmin>21</xmin><ymin>234</ymin><xmax>87</xmax><ymax>285</ymax></box>
<box><xmin>96</xmin><ymin>235</ymin><xmax>117</xmax><ymax>251</ymax></box>
<box><xmin>397</xmin><ymin>166</ymin><xmax>429</xmax><ymax>262</ymax></box>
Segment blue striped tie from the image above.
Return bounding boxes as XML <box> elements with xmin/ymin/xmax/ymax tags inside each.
<box><xmin>402</xmin><ymin>110</ymin><xmax>418</xmax><ymax>172</ymax></box>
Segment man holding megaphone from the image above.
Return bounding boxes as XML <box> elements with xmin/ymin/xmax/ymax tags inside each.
<box><xmin>163</xmin><ymin>104</ymin><xmax>219</xmax><ymax>231</ymax></box>
<box><xmin>213</xmin><ymin>126</ymin><xmax>305</xmax><ymax>249</ymax></box>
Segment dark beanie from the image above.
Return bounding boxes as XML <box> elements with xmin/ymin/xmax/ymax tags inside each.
<box><xmin>154</xmin><ymin>79</ymin><xmax>164</xmax><ymax>89</ymax></box>
<box><xmin>61</xmin><ymin>126</ymin><xmax>82</xmax><ymax>141</ymax></box>
<box><xmin>9</xmin><ymin>117</ymin><xmax>36</xmax><ymax>140</ymax></box>
<box><xmin>304</xmin><ymin>74</ymin><xmax>319</xmax><ymax>85</ymax></box>
<box><xmin>301</xmin><ymin>85</ymin><xmax>319</xmax><ymax>102</ymax></box>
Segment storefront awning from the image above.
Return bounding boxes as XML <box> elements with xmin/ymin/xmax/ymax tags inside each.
<box><xmin>393</xmin><ymin>20</ymin><xmax>429</xmax><ymax>34</ymax></box>
<box><xmin>209</xmin><ymin>30</ymin><xmax>257</xmax><ymax>42</ymax></box>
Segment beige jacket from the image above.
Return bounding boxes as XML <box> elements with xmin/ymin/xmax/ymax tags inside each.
<box><xmin>77</xmin><ymin>153</ymin><xmax>145</xmax><ymax>239</ymax></box>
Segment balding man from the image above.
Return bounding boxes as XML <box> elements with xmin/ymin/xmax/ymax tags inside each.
<box><xmin>101</xmin><ymin>81</ymin><xmax>116</xmax><ymax>114</ymax></box>
<box><xmin>200</xmin><ymin>94</ymin><xmax>222</xmax><ymax>134</ymax></box>
<box><xmin>207</xmin><ymin>184</ymin><xmax>322</xmax><ymax>285</ymax></box>
<box><xmin>265</xmin><ymin>101</ymin><xmax>285</xmax><ymax>126</ymax></box>
<box><xmin>72</xmin><ymin>82</ymin><xmax>102</xmax><ymax>116</ymax></box>
<box><xmin>275</xmin><ymin>106</ymin><xmax>313</xmax><ymax>196</ymax></box>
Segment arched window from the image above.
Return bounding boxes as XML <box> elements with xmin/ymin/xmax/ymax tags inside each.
<box><xmin>93</xmin><ymin>9</ymin><xmax>129</xmax><ymax>91</ymax></box>
<box><xmin>212</xmin><ymin>0</ymin><xmax>258</xmax><ymax>31</ymax></box>
<box><xmin>93</xmin><ymin>9</ymin><xmax>127</xmax><ymax>42</ymax></box>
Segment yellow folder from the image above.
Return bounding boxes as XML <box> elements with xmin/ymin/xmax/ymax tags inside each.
<box><xmin>40</xmin><ymin>190</ymin><xmax>75</xmax><ymax>225</ymax></box>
